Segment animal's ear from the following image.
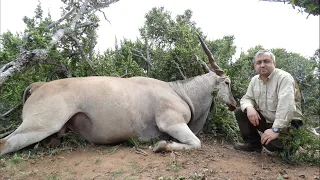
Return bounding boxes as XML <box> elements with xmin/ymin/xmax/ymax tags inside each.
<box><xmin>216</xmin><ymin>76</ymin><xmax>227</xmax><ymax>84</ymax></box>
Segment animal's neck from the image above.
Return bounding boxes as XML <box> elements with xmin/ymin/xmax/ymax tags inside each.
<box><xmin>168</xmin><ymin>73</ymin><xmax>216</xmax><ymax>121</ymax></box>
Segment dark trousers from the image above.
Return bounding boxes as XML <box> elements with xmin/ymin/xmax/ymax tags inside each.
<box><xmin>235</xmin><ymin>108</ymin><xmax>287</xmax><ymax>152</ymax></box>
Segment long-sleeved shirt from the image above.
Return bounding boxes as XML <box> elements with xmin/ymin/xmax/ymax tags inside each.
<box><xmin>240</xmin><ymin>68</ymin><xmax>303</xmax><ymax>128</ymax></box>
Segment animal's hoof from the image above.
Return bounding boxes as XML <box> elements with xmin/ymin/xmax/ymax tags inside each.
<box><xmin>153</xmin><ymin>140</ymin><xmax>167</xmax><ymax>153</ymax></box>
<box><xmin>41</xmin><ymin>137</ymin><xmax>62</xmax><ymax>148</ymax></box>
<box><xmin>48</xmin><ymin>138</ymin><xmax>62</xmax><ymax>148</ymax></box>
<box><xmin>0</xmin><ymin>139</ymin><xmax>7</xmax><ymax>151</ymax></box>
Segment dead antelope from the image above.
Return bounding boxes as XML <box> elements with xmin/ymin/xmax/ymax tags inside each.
<box><xmin>0</xmin><ymin>34</ymin><xmax>237</xmax><ymax>156</ymax></box>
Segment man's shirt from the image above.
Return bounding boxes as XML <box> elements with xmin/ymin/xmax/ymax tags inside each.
<box><xmin>240</xmin><ymin>68</ymin><xmax>302</xmax><ymax>128</ymax></box>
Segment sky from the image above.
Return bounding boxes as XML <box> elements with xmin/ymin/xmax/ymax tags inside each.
<box><xmin>0</xmin><ymin>0</ymin><xmax>319</xmax><ymax>59</ymax></box>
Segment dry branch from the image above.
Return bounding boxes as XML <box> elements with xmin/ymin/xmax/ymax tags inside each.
<box><xmin>0</xmin><ymin>104</ymin><xmax>21</xmax><ymax>121</ymax></box>
<box><xmin>195</xmin><ymin>55</ymin><xmax>210</xmax><ymax>73</ymax></box>
<box><xmin>47</xmin><ymin>7</ymin><xmax>76</xmax><ymax>29</ymax></box>
<box><xmin>69</xmin><ymin>34</ymin><xmax>99</xmax><ymax>75</ymax></box>
<box><xmin>131</xmin><ymin>48</ymin><xmax>153</xmax><ymax>67</ymax></box>
<box><xmin>0</xmin><ymin>130</ymin><xmax>14</xmax><ymax>139</ymax></box>
<box><xmin>172</xmin><ymin>60</ymin><xmax>187</xmax><ymax>80</ymax></box>
<box><xmin>0</xmin><ymin>124</ymin><xmax>14</xmax><ymax>138</ymax></box>
<box><xmin>77</xmin><ymin>22</ymin><xmax>99</xmax><ymax>29</ymax></box>
<box><xmin>310</xmin><ymin>126</ymin><xmax>320</xmax><ymax>137</ymax></box>
<box><xmin>134</xmin><ymin>147</ymin><xmax>148</xmax><ymax>156</ymax></box>
<box><xmin>0</xmin><ymin>49</ymin><xmax>48</xmax><ymax>87</ymax></box>
<box><xmin>98</xmin><ymin>9</ymin><xmax>111</xmax><ymax>24</ymax></box>
<box><xmin>144</xmin><ymin>38</ymin><xmax>151</xmax><ymax>75</ymax></box>
<box><xmin>120</xmin><ymin>69</ymin><xmax>131</xmax><ymax>78</ymax></box>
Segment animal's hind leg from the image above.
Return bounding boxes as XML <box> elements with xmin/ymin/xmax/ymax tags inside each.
<box><xmin>1</xmin><ymin>118</ymin><xmax>67</xmax><ymax>156</ymax></box>
<box><xmin>153</xmin><ymin>122</ymin><xmax>201</xmax><ymax>152</ymax></box>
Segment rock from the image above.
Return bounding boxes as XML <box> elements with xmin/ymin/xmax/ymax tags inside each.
<box><xmin>279</xmin><ymin>169</ymin><xmax>287</xmax><ymax>175</ymax></box>
<box><xmin>278</xmin><ymin>169</ymin><xmax>289</xmax><ymax>179</ymax></box>
<box><xmin>282</xmin><ymin>174</ymin><xmax>289</xmax><ymax>179</ymax></box>
<box><xmin>29</xmin><ymin>159</ymin><xmax>36</xmax><ymax>164</ymax></box>
<box><xmin>298</xmin><ymin>174</ymin><xmax>306</xmax><ymax>179</ymax></box>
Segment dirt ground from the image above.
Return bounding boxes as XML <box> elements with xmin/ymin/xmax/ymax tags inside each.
<box><xmin>1</xmin><ymin>135</ymin><xmax>319</xmax><ymax>180</ymax></box>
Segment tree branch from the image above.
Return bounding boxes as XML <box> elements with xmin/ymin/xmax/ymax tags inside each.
<box><xmin>0</xmin><ymin>124</ymin><xmax>14</xmax><ymax>138</ymax></box>
<box><xmin>76</xmin><ymin>22</ymin><xmax>99</xmax><ymax>29</ymax></box>
<box><xmin>86</xmin><ymin>0</ymin><xmax>120</xmax><ymax>14</ymax></box>
<box><xmin>120</xmin><ymin>69</ymin><xmax>131</xmax><ymax>78</ymax></box>
<box><xmin>47</xmin><ymin>7</ymin><xmax>76</xmax><ymax>29</ymax></box>
<box><xmin>98</xmin><ymin>9</ymin><xmax>111</xmax><ymax>24</ymax></box>
<box><xmin>131</xmin><ymin>48</ymin><xmax>152</xmax><ymax>67</ymax></box>
<box><xmin>0</xmin><ymin>130</ymin><xmax>14</xmax><ymax>139</ymax></box>
<box><xmin>69</xmin><ymin>34</ymin><xmax>99</xmax><ymax>75</ymax></box>
<box><xmin>144</xmin><ymin>38</ymin><xmax>151</xmax><ymax>76</ymax></box>
<box><xmin>49</xmin><ymin>0</ymin><xmax>90</xmax><ymax>49</ymax></box>
<box><xmin>42</xmin><ymin>60</ymin><xmax>73</xmax><ymax>80</ymax></box>
<box><xmin>195</xmin><ymin>55</ymin><xmax>210</xmax><ymax>73</ymax></box>
<box><xmin>172</xmin><ymin>60</ymin><xmax>187</xmax><ymax>80</ymax></box>
<box><xmin>310</xmin><ymin>126</ymin><xmax>320</xmax><ymax>137</ymax></box>
<box><xmin>0</xmin><ymin>104</ymin><xmax>21</xmax><ymax>121</ymax></box>
<box><xmin>0</xmin><ymin>49</ymin><xmax>48</xmax><ymax>87</ymax></box>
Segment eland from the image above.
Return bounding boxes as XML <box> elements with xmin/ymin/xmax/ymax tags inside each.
<box><xmin>0</xmin><ymin>34</ymin><xmax>237</xmax><ymax>156</ymax></box>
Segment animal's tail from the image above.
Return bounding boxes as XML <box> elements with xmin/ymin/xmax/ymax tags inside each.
<box><xmin>22</xmin><ymin>82</ymin><xmax>46</xmax><ymax>105</ymax></box>
<box><xmin>22</xmin><ymin>86</ymin><xmax>32</xmax><ymax>105</ymax></box>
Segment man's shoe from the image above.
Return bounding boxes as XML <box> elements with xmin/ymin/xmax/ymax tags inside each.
<box><xmin>234</xmin><ymin>142</ymin><xmax>262</xmax><ymax>153</ymax></box>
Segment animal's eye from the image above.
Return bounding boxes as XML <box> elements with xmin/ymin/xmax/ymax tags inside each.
<box><xmin>225</xmin><ymin>81</ymin><xmax>230</xmax><ymax>85</ymax></box>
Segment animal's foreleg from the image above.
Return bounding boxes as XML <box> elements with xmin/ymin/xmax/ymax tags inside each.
<box><xmin>153</xmin><ymin>123</ymin><xmax>201</xmax><ymax>152</ymax></box>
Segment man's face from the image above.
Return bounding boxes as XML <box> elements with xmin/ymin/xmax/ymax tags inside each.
<box><xmin>254</xmin><ymin>53</ymin><xmax>276</xmax><ymax>77</ymax></box>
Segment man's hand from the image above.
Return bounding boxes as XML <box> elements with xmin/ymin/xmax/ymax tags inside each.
<box><xmin>246</xmin><ymin>107</ymin><xmax>261</xmax><ymax>126</ymax></box>
<box><xmin>261</xmin><ymin>129</ymin><xmax>280</xmax><ymax>145</ymax></box>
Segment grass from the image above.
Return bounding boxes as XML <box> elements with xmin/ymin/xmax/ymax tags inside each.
<box><xmin>93</xmin><ymin>144</ymin><xmax>122</xmax><ymax>155</ymax></box>
<box><xmin>47</xmin><ymin>173</ymin><xmax>59</xmax><ymax>180</ymax></box>
<box><xmin>157</xmin><ymin>168</ymin><xmax>210</xmax><ymax>180</ymax></box>
<box><xmin>10</xmin><ymin>153</ymin><xmax>23</xmax><ymax>164</ymax></box>
<box><xmin>167</xmin><ymin>159</ymin><xmax>181</xmax><ymax>172</ymax></box>
<box><xmin>126</xmin><ymin>136</ymin><xmax>159</xmax><ymax>149</ymax></box>
<box><xmin>129</xmin><ymin>160</ymin><xmax>139</xmax><ymax>176</ymax></box>
<box><xmin>110</xmin><ymin>168</ymin><xmax>125</xmax><ymax>179</ymax></box>
<box><xmin>124</xmin><ymin>177</ymin><xmax>139</xmax><ymax>180</ymax></box>
<box><xmin>93</xmin><ymin>157</ymin><xmax>101</xmax><ymax>164</ymax></box>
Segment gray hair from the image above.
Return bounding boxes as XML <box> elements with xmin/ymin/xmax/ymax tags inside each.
<box><xmin>254</xmin><ymin>50</ymin><xmax>276</xmax><ymax>62</ymax></box>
